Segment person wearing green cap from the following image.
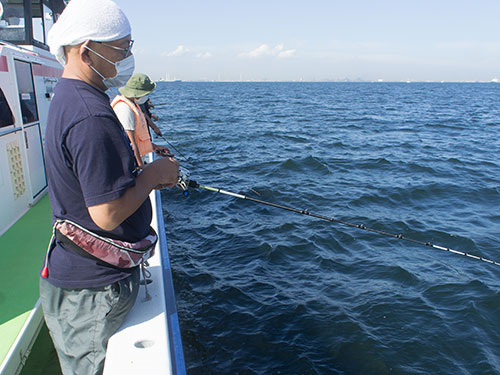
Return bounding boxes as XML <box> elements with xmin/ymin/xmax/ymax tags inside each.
<box><xmin>112</xmin><ymin>73</ymin><xmax>167</xmax><ymax>168</ymax></box>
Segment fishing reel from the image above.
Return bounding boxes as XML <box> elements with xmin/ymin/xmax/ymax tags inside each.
<box><xmin>176</xmin><ymin>167</ymin><xmax>200</xmax><ymax>196</ymax></box>
<box><xmin>177</xmin><ymin>166</ymin><xmax>191</xmax><ymax>196</ymax></box>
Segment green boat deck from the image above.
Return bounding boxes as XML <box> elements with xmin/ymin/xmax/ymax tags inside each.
<box><xmin>0</xmin><ymin>195</ymin><xmax>52</xmax><ymax>365</ymax></box>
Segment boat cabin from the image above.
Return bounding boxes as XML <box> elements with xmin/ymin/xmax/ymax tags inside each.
<box><xmin>0</xmin><ymin>0</ymin><xmax>64</xmax><ymax>235</ymax></box>
<box><xmin>0</xmin><ymin>1</ymin><xmax>64</xmax><ymax>374</ymax></box>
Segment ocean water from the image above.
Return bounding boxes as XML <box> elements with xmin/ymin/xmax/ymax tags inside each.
<box><xmin>152</xmin><ymin>82</ymin><xmax>500</xmax><ymax>375</ymax></box>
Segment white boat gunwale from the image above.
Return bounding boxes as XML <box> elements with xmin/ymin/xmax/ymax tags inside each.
<box><xmin>104</xmin><ymin>157</ymin><xmax>186</xmax><ymax>375</ymax></box>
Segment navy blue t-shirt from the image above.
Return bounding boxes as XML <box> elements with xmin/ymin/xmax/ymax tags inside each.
<box><xmin>43</xmin><ymin>78</ymin><xmax>152</xmax><ymax>288</ymax></box>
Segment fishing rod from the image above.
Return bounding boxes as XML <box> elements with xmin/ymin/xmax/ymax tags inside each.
<box><xmin>156</xmin><ymin>134</ymin><xmax>190</xmax><ymax>163</ymax></box>
<box><xmin>176</xmin><ymin>172</ymin><xmax>500</xmax><ymax>268</ymax></box>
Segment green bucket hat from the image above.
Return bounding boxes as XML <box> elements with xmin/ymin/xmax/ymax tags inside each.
<box><xmin>119</xmin><ymin>73</ymin><xmax>156</xmax><ymax>98</ymax></box>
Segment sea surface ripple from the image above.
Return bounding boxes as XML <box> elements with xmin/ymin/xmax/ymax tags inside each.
<box><xmin>153</xmin><ymin>82</ymin><xmax>500</xmax><ymax>375</ymax></box>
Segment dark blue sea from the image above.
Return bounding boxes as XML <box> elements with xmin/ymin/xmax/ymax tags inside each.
<box><xmin>151</xmin><ymin>82</ymin><xmax>500</xmax><ymax>375</ymax></box>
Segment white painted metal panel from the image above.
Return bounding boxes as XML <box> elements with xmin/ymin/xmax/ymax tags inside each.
<box><xmin>23</xmin><ymin>124</ymin><xmax>46</xmax><ymax>199</ymax></box>
<box><xmin>0</xmin><ymin>131</ymin><xmax>29</xmax><ymax>237</ymax></box>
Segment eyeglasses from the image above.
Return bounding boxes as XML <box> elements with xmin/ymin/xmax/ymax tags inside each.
<box><xmin>97</xmin><ymin>40</ymin><xmax>134</xmax><ymax>58</ymax></box>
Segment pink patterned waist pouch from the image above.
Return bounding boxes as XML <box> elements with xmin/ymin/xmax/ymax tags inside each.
<box><xmin>54</xmin><ymin>219</ymin><xmax>157</xmax><ymax>268</ymax></box>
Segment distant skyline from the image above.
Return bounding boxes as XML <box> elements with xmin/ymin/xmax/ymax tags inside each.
<box><xmin>115</xmin><ymin>0</ymin><xmax>500</xmax><ymax>82</ymax></box>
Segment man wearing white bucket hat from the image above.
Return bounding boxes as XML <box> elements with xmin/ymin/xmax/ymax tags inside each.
<box><xmin>39</xmin><ymin>0</ymin><xmax>179</xmax><ymax>374</ymax></box>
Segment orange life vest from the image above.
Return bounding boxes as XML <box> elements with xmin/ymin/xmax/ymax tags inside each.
<box><xmin>111</xmin><ymin>95</ymin><xmax>153</xmax><ymax>157</ymax></box>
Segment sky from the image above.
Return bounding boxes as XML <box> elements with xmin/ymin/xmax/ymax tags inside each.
<box><xmin>115</xmin><ymin>0</ymin><xmax>500</xmax><ymax>82</ymax></box>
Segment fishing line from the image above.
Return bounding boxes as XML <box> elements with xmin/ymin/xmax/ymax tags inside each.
<box><xmin>156</xmin><ymin>137</ymin><xmax>261</xmax><ymax>196</ymax></box>
<box><xmin>152</xmin><ymin>115</ymin><xmax>260</xmax><ymax>195</ymax></box>
<box><xmin>157</xmin><ymin>134</ymin><xmax>191</xmax><ymax>164</ymax></box>
<box><xmin>180</xmin><ymin>179</ymin><xmax>500</xmax><ymax>268</ymax></box>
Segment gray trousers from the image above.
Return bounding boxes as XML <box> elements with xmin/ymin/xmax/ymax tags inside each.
<box><xmin>40</xmin><ymin>269</ymin><xmax>140</xmax><ymax>375</ymax></box>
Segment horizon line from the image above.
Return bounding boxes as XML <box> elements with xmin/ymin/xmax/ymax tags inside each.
<box><xmin>156</xmin><ymin>79</ymin><xmax>500</xmax><ymax>83</ymax></box>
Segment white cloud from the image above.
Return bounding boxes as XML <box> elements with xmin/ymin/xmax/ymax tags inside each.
<box><xmin>278</xmin><ymin>49</ymin><xmax>296</xmax><ymax>58</ymax></box>
<box><xmin>243</xmin><ymin>44</ymin><xmax>272</xmax><ymax>58</ymax></box>
<box><xmin>162</xmin><ymin>45</ymin><xmax>190</xmax><ymax>57</ymax></box>
<box><xmin>196</xmin><ymin>52</ymin><xmax>213</xmax><ymax>59</ymax></box>
<box><xmin>239</xmin><ymin>43</ymin><xmax>296</xmax><ymax>59</ymax></box>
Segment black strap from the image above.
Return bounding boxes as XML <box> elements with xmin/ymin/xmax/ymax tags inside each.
<box><xmin>55</xmin><ymin>227</ymin><xmax>113</xmax><ymax>267</ymax></box>
<box><xmin>54</xmin><ymin>220</ymin><xmax>157</xmax><ymax>268</ymax></box>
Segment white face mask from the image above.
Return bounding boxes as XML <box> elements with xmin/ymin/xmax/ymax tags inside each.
<box><xmin>85</xmin><ymin>45</ymin><xmax>135</xmax><ymax>89</ymax></box>
<box><xmin>136</xmin><ymin>96</ymin><xmax>148</xmax><ymax>105</ymax></box>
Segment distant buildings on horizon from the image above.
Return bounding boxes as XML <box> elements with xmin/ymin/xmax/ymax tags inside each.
<box><xmin>156</xmin><ymin>72</ymin><xmax>500</xmax><ymax>83</ymax></box>
<box><xmin>156</xmin><ymin>77</ymin><xmax>500</xmax><ymax>83</ymax></box>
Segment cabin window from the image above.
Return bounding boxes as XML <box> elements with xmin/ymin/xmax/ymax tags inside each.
<box><xmin>0</xmin><ymin>1</ymin><xmax>59</xmax><ymax>47</ymax></box>
<box><xmin>31</xmin><ymin>0</ymin><xmax>44</xmax><ymax>43</ymax></box>
<box><xmin>32</xmin><ymin>1</ymin><xmax>53</xmax><ymax>44</ymax></box>
<box><xmin>41</xmin><ymin>3</ymin><xmax>52</xmax><ymax>42</ymax></box>
<box><xmin>14</xmin><ymin>59</ymin><xmax>38</xmax><ymax>124</ymax></box>
<box><xmin>0</xmin><ymin>0</ymin><xmax>27</xmax><ymax>42</ymax></box>
<box><xmin>0</xmin><ymin>88</ymin><xmax>15</xmax><ymax>128</ymax></box>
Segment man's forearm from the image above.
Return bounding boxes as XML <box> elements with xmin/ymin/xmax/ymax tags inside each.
<box><xmin>88</xmin><ymin>165</ymin><xmax>159</xmax><ymax>231</ymax></box>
